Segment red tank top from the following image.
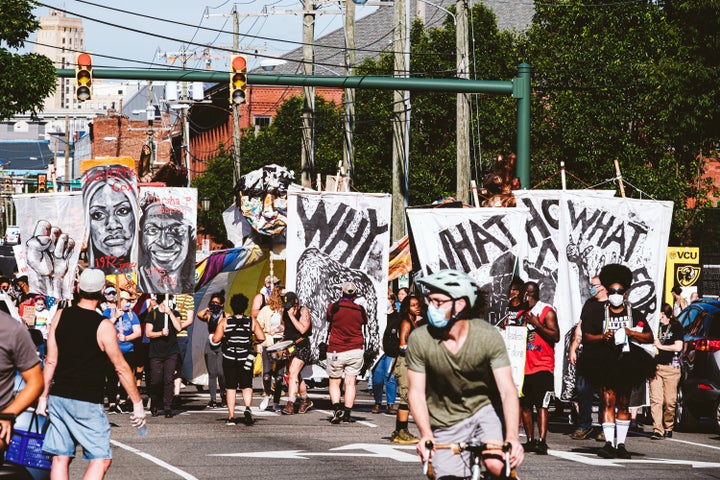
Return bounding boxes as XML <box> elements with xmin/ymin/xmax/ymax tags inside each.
<box><xmin>524</xmin><ymin>304</ymin><xmax>555</xmax><ymax>375</ymax></box>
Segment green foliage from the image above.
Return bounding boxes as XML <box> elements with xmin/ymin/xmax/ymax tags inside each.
<box><xmin>191</xmin><ymin>148</ymin><xmax>234</xmax><ymax>247</ymax></box>
<box><xmin>0</xmin><ymin>0</ymin><xmax>56</xmax><ymax>119</ymax></box>
<box><xmin>524</xmin><ymin>0</ymin><xmax>720</xmax><ymax>243</ymax></box>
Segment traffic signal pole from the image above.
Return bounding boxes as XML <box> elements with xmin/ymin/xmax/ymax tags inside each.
<box><xmin>56</xmin><ymin>65</ymin><xmax>531</xmax><ymax>188</ymax></box>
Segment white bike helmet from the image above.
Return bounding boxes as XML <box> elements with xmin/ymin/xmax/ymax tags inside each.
<box><xmin>417</xmin><ymin>269</ymin><xmax>479</xmax><ymax>307</ymax></box>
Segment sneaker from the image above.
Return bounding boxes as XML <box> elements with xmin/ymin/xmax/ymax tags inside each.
<box><xmin>522</xmin><ymin>439</ymin><xmax>537</xmax><ymax>453</ymax></box>
<box><xmin>616</xmin><ymin>443</ymin><xmax>631</xmax><ymax>459</ymax></box>
<box><xmin>164</xmin><ymin>411</ymin><xmax>174</xmax><ymax>418</ymax></box>
<box><xmin>282</xmin><ymin>401</ymin><xmax>295</xmax><ymax>415</ymax></box>
<box><xmin>570</xmin><ymin>427</ymin><xmax>593</xmax><ymax>440</ymax></box>
<box><xmin>371</xmin><ymin>403</ymin><xmax>382</xmax><ymax>414</ymax></box>
<box><xmin>297</xmin><ymin>398</ymin><xmax>314</xmax><ymax>414</ymax></box>
<box><xmin>151</xmin><ymin>407</ymin><xmax>160</xmax><ymax>417</ymax></box>
<box><xmin>664</xmin><ymin>431</ymin><xmax>673</xmax><ymax>438</ymax></box>
<box><xmin>259</xmin><ymin>396</ymin><xmax>270</xmax><ymax>412</ymax></box>
<box><xmin>597</xmin><ymin>442</ymin><xmax>616</xmax><ymax>459</ymax></box>
<box><xmin>226</xmin><ymin>417</ymin><xmax>236</xmax><ymax>426</ymax></box>
<box><xmin>595</xmin><ymin>431</ymin><xmax>606</xmax><ymax>442</ymax></box>
<box><xmin>207</xmin><ymin>401</ymin><xmax>218</xmax><ymax>409</ymax></box>
<box><xmin>386</xmin><ymin>405</ymin><xmax>396</xmax><ymax>415</ymax></box>
<box><xmin>107</xmin><ymin>403</ymin><xmax>118</xmax><ymax>415</ymax></box>
<box><xmin>342</xmin><ymin>410</ymin><xmax>355</xmax><ymax>423</ymax></box>
<box><xmin>535</xmin><ymin>439</ymin><xmax>548</xmax><ymax>455</ymax></box>
<box><xmin>244</xmin><ymin>409</ymin><xmax>255</xmax><ymax>425</ymax></box>
<box><xmin>651</xmin><ymin>432</ymin><xmax>664</xmax><ymax>440</ymax></box>
<box><xmin>330</xmin><ymin>409</ymin><xmax>344</xmax><ymax>424</ymax></box>
<box><xmin>172</xmin><ymin>395</ymin><xmax>181</xmax><ymax>407</ymax></box>
<box><xmin>392</xmin><ymin>428</ymin><xmax>420</xmax><ymax>445</ymax></box>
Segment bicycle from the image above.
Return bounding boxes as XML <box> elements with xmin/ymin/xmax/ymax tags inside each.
<box><xmin>423</xmin><ymin>438</ymin><xmax>519</xmax><ymax>480</ymax></box>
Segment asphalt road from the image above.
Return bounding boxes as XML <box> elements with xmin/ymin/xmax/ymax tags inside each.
<box><xmin>64</xmin><ymin>383</ymin><xmax>720</xmax><ymax>480</ymax></box>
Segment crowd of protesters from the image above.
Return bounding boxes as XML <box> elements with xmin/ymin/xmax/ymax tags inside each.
<box><xmin>0</xmin><ymin>261</ymin><xmax>694</xmax><ymax>479</ymax></box>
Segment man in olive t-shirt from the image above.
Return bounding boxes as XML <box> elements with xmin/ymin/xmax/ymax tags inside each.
<box><xmin>407</xmin><ymin>270</ymin><xmax>524</xmax><ymax>480</ymax></box>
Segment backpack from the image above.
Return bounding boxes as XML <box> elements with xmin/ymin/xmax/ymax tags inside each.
<box><xmin>382</xmin><ymin>312</ymin><xmax>402</xmax><ymax>357</ymax></box>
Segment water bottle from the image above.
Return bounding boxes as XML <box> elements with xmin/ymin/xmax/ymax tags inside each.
<box><xmin>671</xmin><ymin>353</ymin><xmax>680</xmax><ymax>369</ymax></box>
<box><xmin>137</xmin><ymin>424</ymin><xmax>147</xmax><ymax>436</ymax></box>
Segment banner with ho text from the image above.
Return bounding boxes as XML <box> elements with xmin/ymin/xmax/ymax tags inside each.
<box><xmin>13</xmin><ymin>192</ymin><xmax>84</xmax><ymax>300</ymax></box>
<box><xmin>516</xmin><ymin>190</ymin><xmax>672</xmax><ymax>397</ymax></box>
<box><xmin>285</xmin><ymin>187</ymin><xmax>391</xmax><ymax>361</ymax></box>
<box><xmin>406</xmin><ymin>207</ymin><xmax>529</xmax><ymax>325</ymax></box>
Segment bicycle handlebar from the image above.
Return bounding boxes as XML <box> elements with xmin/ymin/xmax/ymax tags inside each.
<box><xmin>425</xmin><ymin>439</ymin><xmax>518</xmax><ymax>479</ymax></box>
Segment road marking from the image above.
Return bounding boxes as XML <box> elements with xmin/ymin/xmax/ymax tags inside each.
<box><xmin>316</xmin><ymin>409</ymin><xmax>378</xmax><ymax>427</ymax></box>
<box><xmin>210</xmin><ymin>443</ymin><xmax>417</xmax><ymax>461</ymax></box>
<box><xmin>549</xmin><ymin>449</ymin><xmax>720</xmax><ymax>468</ymax></box>
<box><xmin>111</xmin><ymin>439</ymin><xmax>199</xmax><ymax>479</ymax></box>
<box><xmin>665</xmin><ymin>437</ymin><xmax>720</xmax><ymax>452</ymax></box>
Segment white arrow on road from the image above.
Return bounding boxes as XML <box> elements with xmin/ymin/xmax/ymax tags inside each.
<box><xmin>210</xmin><ymin>443</ymin><xmax>418</xmax><ymax>462</ymax></box>
<box><xmin>550</xmin><ymin>450</ymin><xmax>720</xmax><ymax>469</ymax></box>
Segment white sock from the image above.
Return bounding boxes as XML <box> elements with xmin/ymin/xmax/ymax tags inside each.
<box><xmin>616</xmin><ymin>420</ymin><xmax>630</xmax><ymax>445</ymax></box>
<box><xmin>602</xmin><ymin>422</ymin><xmax>616</xmax><ymax>447</ymax></box>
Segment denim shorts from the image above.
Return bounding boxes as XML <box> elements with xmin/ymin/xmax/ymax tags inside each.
<box><xmin>43</xmin><ymin>395</ymin><xmax>112</xmax><ymax>460</ymax></box>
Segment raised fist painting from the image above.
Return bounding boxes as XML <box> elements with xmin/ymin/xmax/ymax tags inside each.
<box><xmin>25</xmin><ymin>220</ymin><xmax>75</xmax><ymax>299</ymax></box>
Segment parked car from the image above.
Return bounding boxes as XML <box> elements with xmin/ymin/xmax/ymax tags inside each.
<box><xmin>3</xmin><ymin>225</ymin><xmax>20</xmax><ymax>245</ymax></box>
<box><xmin>675</xmin><ymin>298</ymin><xmax>720</xmax><ymax>432</ymax></box>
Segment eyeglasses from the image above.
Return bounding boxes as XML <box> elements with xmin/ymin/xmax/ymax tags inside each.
<box><xmin>425</xmin><ymin>296</ymin><xmax>453</xmax><ymax>308</ymax></box>
<box><xmin>607</xmin><ymin>288</ymin><xmax>626</xmax><ymax>295</ymax></box>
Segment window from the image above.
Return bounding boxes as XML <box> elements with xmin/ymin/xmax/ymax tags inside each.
<box><xmin>253</xmin><ymin>116</ymin><xmax>271</xmax><ymax>127</ymax></box>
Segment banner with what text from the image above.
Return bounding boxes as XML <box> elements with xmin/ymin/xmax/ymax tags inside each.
<box><xmin>13</xmin><ymin>192</ymin><xmax>84</xmax><ymax>300</ymax></box>
<box><xmin>285</xmin><ymin>186</ymin><xmax>391</xmax><ymax>361</ymax></box>
<box><xmin>406</xmin><ymin>207</ymin><xmax>529</xmax><ymax>325</ymax></box>
<box><xmin>137</xmin><ymin>187</ymin><xmax>197</xmax><ymax>295</ymax></box>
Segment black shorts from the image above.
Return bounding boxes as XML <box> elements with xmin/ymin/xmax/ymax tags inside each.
<box><xmin>223</xmin><ymin>357</ymin><xmax>253</xmax><ymax>390</ymax></box>
<box><xmin>290</xmin><ymin>341</ymin><xmax>313</xmax><ymax>364</ymax></box>
<box><xmin>520</xmin><ymin>371</ymin><xmax>554</xmax><ymax>409</ymax></box>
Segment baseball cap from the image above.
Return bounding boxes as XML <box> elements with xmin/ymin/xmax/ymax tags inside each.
<box><xmin>283</xmin><ymin>291</ymin><xmax>298</xmax><ymax>309</ymax></box>
<box><xmin>342</xmin><ymin>282</ymin><xmax>357</xmax><ymax>295</ymax></box>
<box><xmin>79</xmin><ymin>268</ymin><xmax>106</xmax><ymax>293</ymax></box>
<box><xmin>104</xmin><ymin>286</ymin><xmax>117</xmax><ymax>296</ymax></box>
<box><xmin>265</xmin><ymin>275</ymin><xmax>280</xmax><ymax>284</ymax></box>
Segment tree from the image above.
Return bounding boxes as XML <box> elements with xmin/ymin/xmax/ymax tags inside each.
<box><xmin>192</xmin><ymin>147</ymin><xmax>234</xmax><ymax>247</ymax></box>
<box><xmin>0</xmin><ymin>0</ymin><xmax>56</xmax><ymax>119</ymax></box>
<box><xmin>524</xmin><ymin>0</ymin><xmax>720</xmax><ymax>243</ymax></box>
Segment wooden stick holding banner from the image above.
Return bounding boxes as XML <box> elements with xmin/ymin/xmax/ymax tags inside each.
<box><xmin>614</xmin><ymin>159</ymin><xmax>626</xmax><ymax>198</ymax></box>
<box><xmin>470</xmin><ymin>180</ymin><xmax>480</xmax><ymax>208</ymax></box>
<box><xmin>163</xmin><ymin>294</ymin><xmax>168</xmax><ymax>331</ymax></box>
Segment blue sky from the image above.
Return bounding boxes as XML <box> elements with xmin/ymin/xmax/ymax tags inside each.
<box><xmin>29</xmin><ymin>1</ymin><xmax>378</xmax><ymax>72</ymax></box>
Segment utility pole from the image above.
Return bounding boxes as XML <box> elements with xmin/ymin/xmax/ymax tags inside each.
<box><xmin>301</xmin><ymin>0</ymin><xmax>316</xmax><ymax>188</ymax></box>
<box><xmin>343</xmin><ymin>0</ymin><xmax>356</xmax><ymax>183</ymax></box>
<box><xmin>64</xmin><ymin>115</ymin><xmax>70</xmax><ymax>186</ymax></box>
<box><xmin>147</xmin><ymin>80</ymin><xmax>155</xmax><ymax>172</ymax></box>
<box><xmin>456</xmin><ymin>0</ymin><xmax>470</xmax><ymax>203</ymax></box>
<box><xmin>391</xmin><ymin>0</ymin><xmax>409</xmax><ymax>241</ymax></box>
<box><xmin>232</xmin><ymin>9</ymin><xmax>242</xmax><ymax>185</ymax></box>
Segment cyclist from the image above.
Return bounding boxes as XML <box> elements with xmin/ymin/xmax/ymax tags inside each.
<box><xmin>408</xmin><ymin>269</ymin><xmax>524</xmax><ymax>479</ymax></box>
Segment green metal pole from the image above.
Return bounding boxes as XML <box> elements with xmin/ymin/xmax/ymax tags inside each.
<box><xmin>513</xmin><ymin>62</ymin><xmax>531</xmax><ymax>190</ymax></box>
<box><xmin>56</xmin><ymin>69</ymin><xmax>514</xmax><ymax>95</ymax></box>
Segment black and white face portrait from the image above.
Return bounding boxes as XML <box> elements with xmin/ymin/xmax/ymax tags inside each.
<box><xmin>83</xmin><ymin>165</ymin><xmax>139</xmax><ymax>274</ymax></box>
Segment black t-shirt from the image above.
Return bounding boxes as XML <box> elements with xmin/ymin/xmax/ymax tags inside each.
<box><xmin>505</xmin><ymin>302</ymin><xmax>524</xmax><ymax>326</ymax></box>
<box><xmin>656</xmin><ymin>322</ymin><xmax>684</xmax><ymax>365</ymax></box>
<box><xmin>581</xmin><ymin>303</ymin><xmax>651</xmax><ymax>354</ymax></box>
<box><xmin>147</xmin><ymin>308</ymin><xmax>181</xmax><ymax>358</ymax></box>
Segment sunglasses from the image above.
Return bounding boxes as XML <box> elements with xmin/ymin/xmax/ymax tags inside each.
<box><xmin>607</xmin><ymin>288</ymin><xmax>626</xmax><ymax>295</ymax></box>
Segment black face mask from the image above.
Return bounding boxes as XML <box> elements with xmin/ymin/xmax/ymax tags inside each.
<box><xmin>209</xmin><ymin>304</ymin><xmax>222</xmax><ymax>314</ymax></box>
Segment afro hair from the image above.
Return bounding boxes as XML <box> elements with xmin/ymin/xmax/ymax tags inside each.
<box><xmin>599</xmin><ymin>264</ymin><xmax>633</xmax><ymax>290</ymax></box>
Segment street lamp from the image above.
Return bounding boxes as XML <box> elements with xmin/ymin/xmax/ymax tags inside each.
<box><xmin>200</xmin><ymin>197</ymin><xmax>211</xmax><ymax>253</ymax></box>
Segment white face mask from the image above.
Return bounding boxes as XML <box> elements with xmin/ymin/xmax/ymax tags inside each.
<box><xmin>608</xmin><ymin>294</ymin><xmax>624</xmax><ymax>307</ymax></box>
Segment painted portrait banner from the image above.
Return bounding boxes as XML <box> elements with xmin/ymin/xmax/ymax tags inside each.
<box><xmin>406</xmin><ymin>207</ymin><xmax>529</xmax><ymax>325</ymax></box>
<box><xmin>138</xmin><ymin>187</ymin><xmax>197</xmax><ymax>295</ymax></box>
<box><xmin>82</xmin><ymin>164</ymin><xmax>139</xmax><ymax>275</ymax></box>
<box><xmin>285</xmin><ymin>187</ymin><xmax>391</xmax><ymax>361</ymax></box>
<box><xmin>13</xmin><ymin>192</ymin><xmax>84</xmax><ymax>300</ymax></box>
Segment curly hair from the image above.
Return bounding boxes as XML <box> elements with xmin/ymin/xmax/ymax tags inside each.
<box><xmin>599</xmin><ymin>264</ymin><xmax>633</xmax><ymax>290</ymax></box>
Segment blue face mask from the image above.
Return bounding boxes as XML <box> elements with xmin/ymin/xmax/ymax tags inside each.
<box><xmin>588</xmin><ymin>285</ymin><xmax>598</xmax><ymax>297</ymax></box>
<box><xmin>427</xmin><ymin>304</ymin><xmax>451</xmax><ymax>329</ymax></box>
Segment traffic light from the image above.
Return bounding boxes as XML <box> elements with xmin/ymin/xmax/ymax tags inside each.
<box><xmin>37</xmin><ymin>174</ymin><xmax>47</xmax><ymax>193</ymax></box>
<box><xmin>229</xmin><ymin>55</ymin><xmax>247</xmax><ymax>105</ymax></box>
<box><xmin>75</xmin><ymin>53</ymin><xmax>93</xmax><ymax>101</ymax></box>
